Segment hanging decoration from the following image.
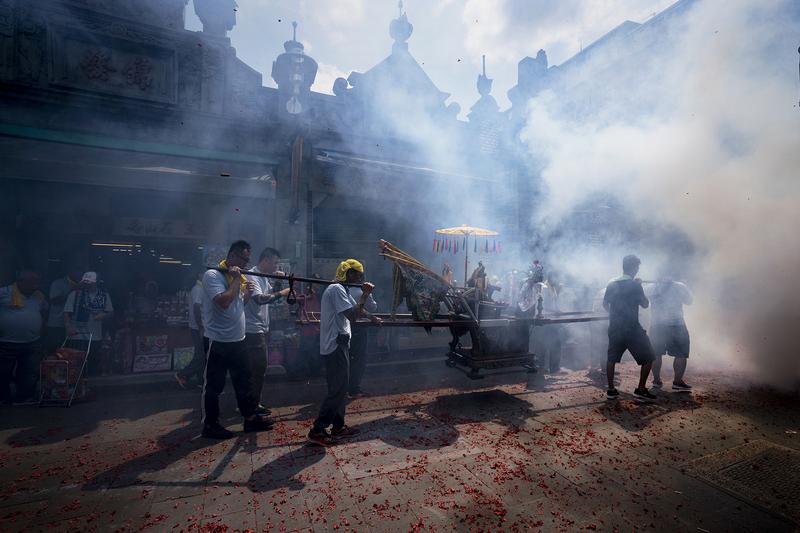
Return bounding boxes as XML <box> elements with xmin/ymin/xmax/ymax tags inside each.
<box><xmin>433</xmin><ymin>225</ymin><xmax>500</xmax><ymax>286</ymax></box>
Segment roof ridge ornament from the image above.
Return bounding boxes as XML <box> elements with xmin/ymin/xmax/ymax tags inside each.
<box><xmin>283</xmin><ymin>20</ymin><xmax>304</xmax><ymax>53</ymax></box>
<box><xmin>390</xmin><ymin>0</ymin><xmax>413</xmax><ymax>52</ymax></box>
<box><xmin>477</xmin><ymin>54</ymin><xmax>492</xmax><ymax>97</ymax></box>
<box><xmin>469</xmin><ymin>53</ymin><xmax>500</xmax><ymax>123</ymax></box>
<box><xmin>272</xmin><ymin>19</ymin><xmax>318</xmax><ymax>116</ymax></box>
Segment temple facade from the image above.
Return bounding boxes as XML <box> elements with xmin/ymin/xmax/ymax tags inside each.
<box><xmin>0</xmin><ymin>0</ymin><xmax>693</xmax><ymax>291</ymax></box>
<box><xmin>0</xmin><ymin>0</ymin><xmax>530</xmax><ymax>287</ymax></box>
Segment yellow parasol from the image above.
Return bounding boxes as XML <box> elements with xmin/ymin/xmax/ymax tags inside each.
<box><xmin>435</xmin><ymin>225</ymin><xmax>499</xmax><ymax>286</ymax></box>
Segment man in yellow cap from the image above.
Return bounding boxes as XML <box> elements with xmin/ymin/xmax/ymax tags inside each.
<box><xmin>308</xmin><ymin>259</ymin><xmax>381</xmax><ymax>446</ymax></box>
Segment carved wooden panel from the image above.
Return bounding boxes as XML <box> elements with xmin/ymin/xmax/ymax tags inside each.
<box><xmin>49</xmin><ymin>24</ymin><xmax>177</xmax><ymax>104</ymax></box>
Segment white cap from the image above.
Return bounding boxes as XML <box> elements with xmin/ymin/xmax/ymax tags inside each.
<box><xmin>81</xmin><ymin>271</ymin><xmax>98</xmax><ymax>283</ymax></box>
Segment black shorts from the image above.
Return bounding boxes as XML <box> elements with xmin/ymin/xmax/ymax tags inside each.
<box><xmin>607</xmin><ymin>327</ymin><xmax>655</xmax><ymax>365</ymax></box>
<box><xmin>650</xmin><ymin>324</ymin><xmax>690</xmax><ymax>358</ymax></box>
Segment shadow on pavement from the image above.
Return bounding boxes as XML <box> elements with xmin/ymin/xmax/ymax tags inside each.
<box><xmin>598</xmin><ymin>391</ymin><xmax>702</xmax><ymax>432</ymax></box>
<box><xmin>248</xmin><ymin>388</ymin><xmax>535</xmax><ymax>492</ymax></box>
<box><xmin>2</xmin><ymin>392</ymin><xmax>201</xmax><ymax>448</ymax></box>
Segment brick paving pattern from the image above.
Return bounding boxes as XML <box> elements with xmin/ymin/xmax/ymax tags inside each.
<box><xmin>1</xmin><ymin>362</ymin><xmax>798</xmax><ymax>532</ymax></box>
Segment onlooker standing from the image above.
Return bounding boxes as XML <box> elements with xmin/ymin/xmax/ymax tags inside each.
<box><xmin>244</xmin><ymin>248</ymin><xmax>289</xmax><ymax>414</ymax></box>
<box><xmin>45</xmin><ymin>268</ymin><xmax>81</xmax><ymax>355</ymax></box>
<box><xmin>649</xmin><ymin>279</ymin><xmax>694</xmax><ymax>391</ymax></box>
<box><xmin>529</xmin><ymin>272</ymin><xmax>564</xmax><ymax>374</ymax></box>
<box><xmin>63</xmin><ymin>272</ymin><xmax>113</xmax><ymax>376</ymax></box>
<box><xmin>588</xmin><ymin>286</ymin><xmax>609</xmax><ymax>380</ymax></box>
<box><xmin>0</xmin><ymin>269</ymin><xmax>47</xmax><ymax>404</ymax></box>
<box><xmin>347</xmin><ymin>284</ymin><xmax>377</xmax><ymax>398</ymax></box>
<box><xmin>175</xmin><ymin>272</ymin><xmax>207</xmax><ymax>388</ymax></box>
<box><xmin>603</xmin><ymin>255</ymin><xmax>656</xmax><ymax>401</ymax></box>
<box><xmin>540</xmin><ymin>273</ymin><xmax>565</xmax><ymax>373</ymax></box>
<box><xmin>200</xmin><ymin>240</ymin><xmax>273</xmax><ymax>439</ymax></box>
<box><xmin>308</xmin><ymin>259</ymin><xmax>381</xmax><ymax>447</ymax></box>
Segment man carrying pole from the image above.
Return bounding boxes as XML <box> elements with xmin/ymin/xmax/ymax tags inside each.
<box><xmin>244</xmin><ymin>247</ymin><xmax>290</xmax><ymax>415</ymax></box>
<box><xmin>200</xmin><ymin>240</ymin><xmax>273</xmax><ymax>439</ymax></box>
<box><xmin>603</xmin><ymin>255</ymin><xmax>657</xmax><ymax>401</ymax></box>
<box><xmin>308</xmin><ymin>259</ymin><xmax>381</xmax><ymax>446</ymax></box>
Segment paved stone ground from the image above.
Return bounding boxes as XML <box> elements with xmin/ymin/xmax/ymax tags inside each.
<box><xmin>1</xmin><ymin>359</ymin><xmax>798</xmax><ymax>533</ymax></box>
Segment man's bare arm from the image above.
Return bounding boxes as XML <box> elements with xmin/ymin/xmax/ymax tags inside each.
<box><xmin>344</xmin><ymin>283</ymin><xmax>382</xmax><ymax>325</ymax></box>
<box><xmin>213</xmin><ymin>270</ymin><xmax>242</xmax><ymax>309</ymax></box>
<box><xmin>252</xmin><ymin>288</ymin><xmax>290</xmax><ymax>305</ymax></box>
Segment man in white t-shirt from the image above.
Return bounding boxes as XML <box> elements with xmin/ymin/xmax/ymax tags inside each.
<box><xmin>243</xmin><ymin>247</ymin><xmax>290</xmax><ymax>415</ymax></box>
<box><xmin>200</xmin><ymin>240</ymin><xmax>273</xmax><ymax>439</ymax></box>
<box><xmin>647</xmin><ymin>279</ymin><xmax>693</xmax><ymax>391</ymax></box>
<box><xmin>175</xmin><ymin>272</ymin><xmax>207</xmax><ymax>388</ymax></box>
<box><xmin>308</xmin><ymin>259</ymin><xmax>381</xmax><ymax>446</ymax></box>
<box><xmin>0</xmin><ymin>269</ymin><xmax>47</xmax><ymax>404</ymax></box>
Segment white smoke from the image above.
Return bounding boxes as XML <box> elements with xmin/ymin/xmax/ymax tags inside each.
<box><xmin>521</xmin><ymin>0</ymin><xmax>800</xmax><ymax>387</ymax></box>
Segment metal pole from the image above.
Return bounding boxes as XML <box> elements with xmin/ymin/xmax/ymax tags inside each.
<box><xmin>464</xmin><ymin>233</ymin><xmax>469</xmax><ymax>288</ymax></box>
<box><xmin>206</xmin><ymin>267</ymin><xmax>364</xmax><ymax>288</ymax></box>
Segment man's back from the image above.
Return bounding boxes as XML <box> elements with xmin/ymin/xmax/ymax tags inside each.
<box><xmin>650</xmin><ymin>282</ymin><xmax>692</xmax><ymax>326</ymax></box>
<box><xmin>604</xmin><ymin>276</ymin><xmax>646</xmax><ymax>332</ymax></box>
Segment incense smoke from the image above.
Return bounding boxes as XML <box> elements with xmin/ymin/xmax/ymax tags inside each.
<box><xmin>521</xmin><ymin>0</ymin><xmax>800</xmax><ymax>387</ymax></box>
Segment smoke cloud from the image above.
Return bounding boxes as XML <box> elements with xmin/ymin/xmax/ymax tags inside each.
<box><xmin>520</xmin><ymin>0</ymin><xmax>800</xmax><ymax>387</ymax></box>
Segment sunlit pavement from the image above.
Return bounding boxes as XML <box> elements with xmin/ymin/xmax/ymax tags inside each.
<box><xmin>1</xmin><ymin>359</ymin><xmax>798</xmax><ymax>532</ymax></box>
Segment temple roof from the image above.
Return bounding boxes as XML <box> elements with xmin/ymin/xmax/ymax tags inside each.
<box><xmin>346</xmin><ymin>7</ymin><xmax>450</xmax><ymax>114</ymax></box>
<box><xmin>352</xmin><ymin>45</ymin><xmax>450</xmax><ymax>109</ymax></box>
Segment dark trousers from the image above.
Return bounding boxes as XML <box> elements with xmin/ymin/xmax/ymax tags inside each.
<box><xmin>179</xmin><ymin>329</ymin><xmax>207</xmax><ymax>382</ymax></box>
<box><xmin>202</xmin><ymin>339</ymin><xmax>256</xmax><ymax>426</ymax></box>
<box><xmin>45</xmin><ymin>327</ymin><xmax>66</xmax><ymax>355</ymax></box>
<box><xmin>348</xmin><ymin>330</ymin><xmax>368</xmax><ymax>394</ymax></box>
<box><xmin>537</xmin><ymin>325</ymin><xmax>564</xmax><ymax>373</ymax></box>
<box><xmin>313</xmin><ymin>339</ymin><xmax>350</xmax><ymax>432</ymax></box>
<box><xmin>0</xmin><ymin>341</ymin><xmax>41</xmax><ymax>402</ymax></box>
<box><xmin>244</xmin><ymin>332</ymin><xmax>267</xmax><ymax>407</ymax></box>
